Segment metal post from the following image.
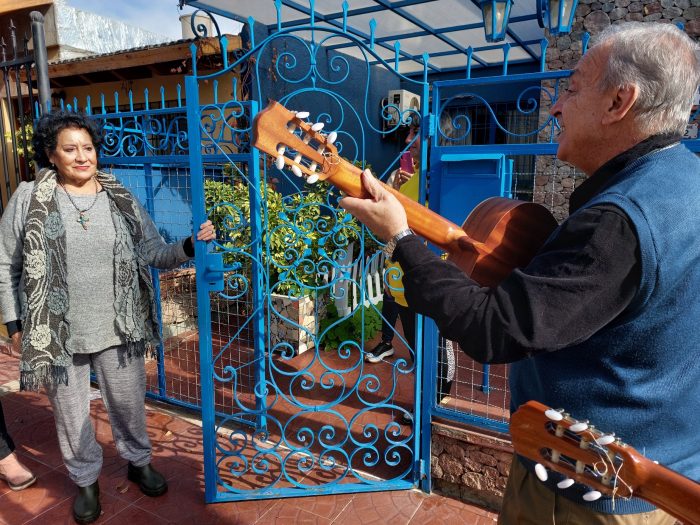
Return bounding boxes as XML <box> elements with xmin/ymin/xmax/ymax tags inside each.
<box><xmin>30</xmin><ymin>11</ymin><xmax>50</xmax><ymax>114</ymax></box>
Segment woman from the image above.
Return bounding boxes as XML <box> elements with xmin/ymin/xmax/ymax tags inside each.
<box><xmin>0</xmin><ymin>111</ymin><xmax>215</xmax><ymax>524</ymax></box>
<box><xmin>0</xmin><ymin>400</ymin><xmax>36</xmax><ymax>490</ymax></box>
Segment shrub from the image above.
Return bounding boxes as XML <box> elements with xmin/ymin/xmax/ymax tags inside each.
<box><xmin>204</xmin><ymin>164</ymin><xmax>377</xmax><ymax>295</ymax></box>
<box><xmin>319</xmin><ymin>301</ymin><xmax>383</xmax><ymax>350</ymax></box>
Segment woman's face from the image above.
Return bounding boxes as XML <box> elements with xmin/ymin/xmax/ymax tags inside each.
<box><xmin>48</xmin><ymin>127</ymin><xmax>97</xmax><ymax>187</ymax></box>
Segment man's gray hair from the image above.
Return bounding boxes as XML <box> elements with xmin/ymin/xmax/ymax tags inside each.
<box><xmin>593</xmin><ymin>22</ymin><xmax>700</xmax><ymax>137</ymax></box>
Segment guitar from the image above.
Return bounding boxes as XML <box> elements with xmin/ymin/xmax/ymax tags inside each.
<box><xmin>252</xmin><ymin>101</ymin><xmax>558</xmax><ymax>287</ymax></box>
<box><xmin>510</xmin><ymin>400</ymin><xmax>700</xmax><ymax>525</ymax></box>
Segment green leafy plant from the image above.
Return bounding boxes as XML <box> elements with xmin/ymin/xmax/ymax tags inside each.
<box><xmin>5</xmin><ymin>122</ymin><xmax>34</xmax><ymax>160</ymax></box>
<box><xmin>205</xmin><ymin>164</ymin><xmax>377</xmax><ymax>295</ymax></box>
<box><xmin>319</xmin><ymin>301</ymin><xmax>383</xmax><ymax>350</ymax></box>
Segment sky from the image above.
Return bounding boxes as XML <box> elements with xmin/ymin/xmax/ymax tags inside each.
<box><xmin>65</xmin><ymin>0</ymin><xmax>243</xmax><ymax>41</ymax></box>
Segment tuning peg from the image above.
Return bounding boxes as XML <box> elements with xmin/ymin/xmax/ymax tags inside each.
<box><xmin>307</xmin><ymin>174</ymin><xmax>320</xmax><ymax>184</ymax></box>
<box><xmin>291</xmin><ymin>165</ymin><xmax>303</xmax><ymax>177</ymax></box>
<box><xmin>293</xmin><ymin>153</ymin><xmax>302</xmax><ymax>164</ymax></box>
<box><xmin>569</xmin><ymin>420</ymin><xmax>589</xmax><ymax>433</ymax></box>
<box><xmin>582</xmin><ymin>490</ymin><xmax>602</xmax><ymax>502</ymax></box>
<box><xmin>327</xmin><ymin>131</ymin><xmax>337</xmax><ymax>144</ymax></box>
<box><xmin>557</xmin><ymin>478</ymin><xmax>575</xmax><ymax>489</ymax></box>
<box><xmin>545</xmin><ymin>408</ymin><xmax>564</xmax><ymax>421</ymax></box>
<box><xmin>295</xmin><ymin>111</ymin><xmax>310</xmax><ymax>119</ymax></box>
<box><xmin>277</xmin><ymin>146</ymin><xmax>286</xmax><ymax>155</ymax></box>
<box><xmin>595</xmin><ymin>434</ymin><xmax>615</xmax><ymax>446</ymax></box>
<box><xmin>311</xmin><ymin>122</ymin><xmax>325</xmax><ymax>131</ymax></box>
<box><xmin>535</xmin><ymin>463</ymin><xmax>548</xmax><ymax>482</ymax></box>
<box><xmin>275</xmin><ymin>156</ymin><xmax>285</xmax><ymax>170</ymax></box>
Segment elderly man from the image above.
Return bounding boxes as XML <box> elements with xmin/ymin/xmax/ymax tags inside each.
<box><xmin>340</xmin><ymin>22</ymin><xmax>700</xmax><ymax>525</ymax></box>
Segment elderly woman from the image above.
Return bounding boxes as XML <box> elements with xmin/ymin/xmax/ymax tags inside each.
<box><xmin>0</xmin><ymin>111</ymin><xmax>215</xmax><ymax>524</ymax></box>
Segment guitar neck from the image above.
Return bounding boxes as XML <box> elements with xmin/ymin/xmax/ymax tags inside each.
<box><xmin>634</xmin><ymin>455</ymin><xmax>700</xmax><ymax>525</ymax></box>
<box><xmin>325</xmin><ymin>159</ymin><xmax>473</xmax><ymax>254</ymax></box>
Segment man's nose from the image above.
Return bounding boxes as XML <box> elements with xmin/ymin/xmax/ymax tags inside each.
<box><xmin>549</xmin><ymin>97</ymin><xmax>563</xmax><ymax>117</ymax></box>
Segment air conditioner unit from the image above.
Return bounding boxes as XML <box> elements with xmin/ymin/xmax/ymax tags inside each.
<box><xmin>384</xmin><ymin>89</ymin><xmax>421</xmax><ymax>127</ymax></box>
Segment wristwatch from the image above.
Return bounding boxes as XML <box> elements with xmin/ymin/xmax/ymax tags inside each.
<box><xmin>383</xmin><ymin>228</ymin><xmax>414</xmax><ymax>259</ymax></box>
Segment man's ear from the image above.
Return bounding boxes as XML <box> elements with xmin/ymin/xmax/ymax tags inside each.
<box><xmin>602</xmin><ymin>84</ymin><xmax>639</xmax><ymax>125</ymax></box>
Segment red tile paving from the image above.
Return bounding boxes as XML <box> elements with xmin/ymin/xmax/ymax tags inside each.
<box><xmin>0</xmin><ymin>343</ymin><xmax>499</xmax><ymax>525</ymax></box>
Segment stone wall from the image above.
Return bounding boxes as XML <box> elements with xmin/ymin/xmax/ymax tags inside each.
<box><xmin>538</xmin><ymin>0</ymin><xmax>699</xmax><ymax>221</ymax></box>
<box><xmin>431</xmin><ymin>422</ymin><xmax>513</xmax><ymax>511</ymax></box>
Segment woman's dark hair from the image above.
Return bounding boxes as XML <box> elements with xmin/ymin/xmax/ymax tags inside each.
<box><xmin>31</xmin><ymin>111</ymin><xmax>103</xmax><ymax>169</ymax></box>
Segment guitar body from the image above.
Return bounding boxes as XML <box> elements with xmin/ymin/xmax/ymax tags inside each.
<box><xmin>452</xmin><ymin>197</ymin><xmax>558</xmax><ymax>287</ymax></box>
<box><xmin>252</xmin><ymin>100</ymin><xmax>559</xmax><ymax>287</ymax></box>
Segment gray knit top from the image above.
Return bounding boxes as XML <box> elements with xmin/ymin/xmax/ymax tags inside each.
<box><xmin>0</xmin><ymin>181</ymin><xmax>192</xmax><ymax>354</ymax></box>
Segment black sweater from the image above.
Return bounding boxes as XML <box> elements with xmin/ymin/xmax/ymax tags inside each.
<box><xmin>393</xmin><ymin>135</ymin><xmax>679</xmax><ymax>363</ymax></box>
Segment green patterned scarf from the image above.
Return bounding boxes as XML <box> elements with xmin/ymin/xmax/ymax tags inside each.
<box><xmin>20</xmin><ymin>168</ymin><xmax>160</xmax><ymax>391</ymax></box>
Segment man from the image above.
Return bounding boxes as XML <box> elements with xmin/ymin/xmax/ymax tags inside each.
<box><xmin>340</xmin><ymin>22</ymin><xmax>700</xmax><ymax>524</ymax></box>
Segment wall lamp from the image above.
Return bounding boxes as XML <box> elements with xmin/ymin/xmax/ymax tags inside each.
<box><xmin>480</xmin><ymin>0</ymin><xmax>578</xmax><ymax>42</ymax></box>
<box><xmin>480</xmin><ymin>0</ymin><xmax>513</xmax><ymax>42</ymax></box>
<box><xmin>537</xmin><ymin>0</ymin><xmax>579</xmax><ymax>35</ymax></box>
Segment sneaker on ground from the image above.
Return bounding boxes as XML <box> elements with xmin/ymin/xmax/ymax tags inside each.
<box><xmin>365</xmin><ymin>342</ymin><xmax>394</xmax><ymax>363</ymax></box>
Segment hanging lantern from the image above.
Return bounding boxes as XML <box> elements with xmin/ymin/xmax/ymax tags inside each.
<box><xmin>538</xmin><ymin>0</ymin><xmax>579</xmax><ymax>35</ymax></box>
<box><xmin>480</xmin><ymin>0</ymin><xmax>514</xmax><ymax>42</ymax></box>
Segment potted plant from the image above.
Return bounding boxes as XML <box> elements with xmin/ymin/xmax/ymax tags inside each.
<box><xmin>203</xmin><ymin>164</ymin><xmax>378</xmax><ymax>354</ymax></box>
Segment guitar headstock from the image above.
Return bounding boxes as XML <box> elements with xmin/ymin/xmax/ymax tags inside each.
<box><xmin>510</xmin><ymin>400</ymin><xmax>645</xmax><ymax>502</ymax></box>
<box><xmin>252</xmin><ymin>100</ymin><xmax>343</xmax><ymax>185</ymax></box>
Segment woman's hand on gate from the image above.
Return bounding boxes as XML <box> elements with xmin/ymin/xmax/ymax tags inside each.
<box><xmin>193</xmin><ymin>220</ymin><xmax>216</xmax><ymax>243</ymax></box>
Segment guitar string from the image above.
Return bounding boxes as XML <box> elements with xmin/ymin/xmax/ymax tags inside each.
<box><xmin>588</xmin><ymin>442</ymin><xmax>634</xmax><ymax>510</ymax></box>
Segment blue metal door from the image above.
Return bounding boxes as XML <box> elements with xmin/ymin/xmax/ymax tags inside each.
<box><xmin>185</xmin><ymin>12</ymin><xmax>429</xmax><ymax>503</ymax></box>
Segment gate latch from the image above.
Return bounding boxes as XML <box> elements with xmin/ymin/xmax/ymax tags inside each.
<box><xmin>202</xmin><ymin>252</ymin><xmax>225</xmax><ymax>292</ymax></box>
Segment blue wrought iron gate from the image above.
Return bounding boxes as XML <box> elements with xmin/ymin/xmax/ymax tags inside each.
<box><xmin>185</xmin><ymin>11</ymin><xmax>430</xmax><ymax>503</ymax></box>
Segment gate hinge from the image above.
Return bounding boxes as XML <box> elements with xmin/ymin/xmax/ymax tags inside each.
<box><xmin>427</xmin><ymin>113</ymin><xmax>436</xmax><ymax>137</ymax></box>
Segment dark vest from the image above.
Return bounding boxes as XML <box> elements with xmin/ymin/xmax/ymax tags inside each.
<box><xmin>510</xmin><ymin>143</ymin><xmax>700</xmax><ymax>514</ymax></box>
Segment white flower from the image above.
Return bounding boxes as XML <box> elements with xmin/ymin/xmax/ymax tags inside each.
<box><xmin>25</xmin><ymin>250</ymin><xmax>46</xmax><ymax>280</ymax></box>
<box><xmin>35</xmin><ymin>178</ymin><xmax>56</xmax><ymax>203</ymax></box>
<box><xmin>29</xmin><ymin>324</ymin><xmax>52</xmax><ymax>350</ymax></box>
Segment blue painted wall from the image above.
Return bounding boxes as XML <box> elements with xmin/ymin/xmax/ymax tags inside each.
<box><xmin>243</xmin><ymin>21</ymin><xmax>415</xmax><ymax>190</ymax></box>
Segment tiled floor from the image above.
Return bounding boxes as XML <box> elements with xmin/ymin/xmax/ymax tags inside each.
<box><xmin>0</xmin><ymin>344</ymin><xmax>499</xmax><ymax>525</ymax></box>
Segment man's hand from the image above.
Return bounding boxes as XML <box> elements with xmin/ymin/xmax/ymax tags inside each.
<box><xmin>340</xmin><ymin>169</ymin><xmax>409</xmax><ymax>242</ymax></box>
<box><xmin>10</xmin><ymin>331</ymin><xmax>21</xmax><ymax>357</ymax></box>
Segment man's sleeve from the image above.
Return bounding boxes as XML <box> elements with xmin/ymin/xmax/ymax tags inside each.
<box><xmin>393</xmin><ymin>205</ymin><xmax>639</xmax><ymax>363</ymax></box>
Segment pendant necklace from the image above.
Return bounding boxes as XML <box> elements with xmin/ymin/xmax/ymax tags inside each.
<box><xmin>60</xmin><ymin>176</ymin><xmax>99</xmax><ymax>230</ymax></box>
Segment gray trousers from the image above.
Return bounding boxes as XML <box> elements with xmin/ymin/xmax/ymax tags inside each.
<box><xmin>46</xmin><ymin>345</ymin><xmax>151</xmax><ymax>487</ymax></box>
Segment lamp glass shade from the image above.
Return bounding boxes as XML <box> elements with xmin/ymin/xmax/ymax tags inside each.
<box><xmin>480</xmin><ymin>0</ymin><xmax>513</xmax><ymax>42</ymax></box>
<box><xmin>546</xmin><ymin>0</ymin><xmax>578</xmax><ymax>34</ymax></box>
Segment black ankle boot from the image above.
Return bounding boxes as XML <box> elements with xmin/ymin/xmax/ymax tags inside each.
<box><xmin>127</xmin><ymin>462</ymin><xmax>167</xmax><ymax>497</ymax></box>
<box><xmin>73</xmin><ymin>481</ymin><xmax>100</xmax><ymax>524</ymax></box>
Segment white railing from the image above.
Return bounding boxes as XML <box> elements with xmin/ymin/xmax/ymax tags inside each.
<box><xmin>331</xmin><ymin>243</ymin><xmax>385</xmax><ymax>317</ymax></box>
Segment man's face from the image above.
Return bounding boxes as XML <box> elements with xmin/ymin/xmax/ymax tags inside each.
<box><xmin>549</xmin><ymin>45</ymin><xmax>612</xmax><ymax>175</ymax></box>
